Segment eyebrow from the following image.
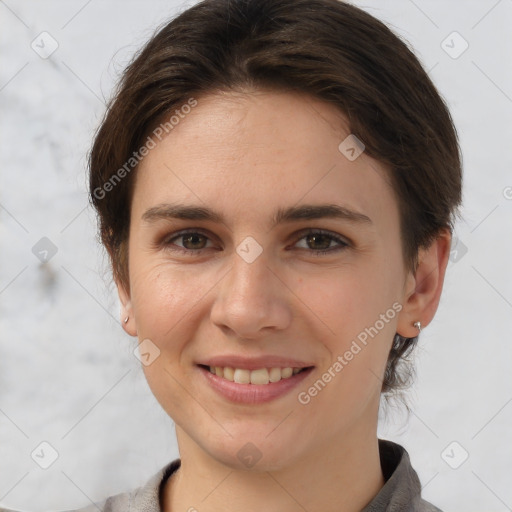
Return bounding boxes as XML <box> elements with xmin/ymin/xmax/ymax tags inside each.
<box><xmin>141</xmin><ymin>202</ymin><xmax>372</xmax><ymax>228</ymax></box>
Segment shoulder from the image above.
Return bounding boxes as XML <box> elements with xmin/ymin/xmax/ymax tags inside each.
<box><xmin>70</xmin><ymin>459</ymin><xmax>180</xmax><ymax>512</ymax></box>
<box><xmin>0</xmin><ymin>459</ymin><xmax>181</xmax><ymax>512</ymax></box>
<box><xmin>412</xmin><ymin>497</ymin><xmax>443</xmax><ymax>512</ymax></box>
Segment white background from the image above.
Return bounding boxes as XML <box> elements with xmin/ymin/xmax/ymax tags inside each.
<box><xmin>1</xmin><ymin>1</ymin><xmax>511</xmax><ymax>511</ymax></box>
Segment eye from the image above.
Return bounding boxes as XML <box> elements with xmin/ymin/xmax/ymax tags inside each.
<box><xmin>161</xmin><ymin>228</ymin><xmax>349</xmax><ymax>256</ymax></box>
<box><xmin>163</xmin><ymin>229</ymin><xmax>215</xmax><ymax>254</ymax></box>
<box><xmin>292</xmin><ymin>229</ymin><xmax>349</xmax><ymax>255</ymax></box>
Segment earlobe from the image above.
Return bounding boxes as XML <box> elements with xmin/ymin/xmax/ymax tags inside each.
<box><xmin>396</xmin><ymin>229</ymin><xmax>451</xmax><ymax>338</ymax></box>
<box><xmin>116</xmin><ymin>280</ymin><xmax>138</xmax><ymax>337</ymax></box>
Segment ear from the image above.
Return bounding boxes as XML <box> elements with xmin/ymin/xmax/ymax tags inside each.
<box><xmin>396</xmin><ymin>229</ymin><xmax>452</xmax><ymax>337</ymax></box>
<box><xmin>116</xmin><ymin>279</ymin><xmax>138</xmax><ymax>337</ymax></box>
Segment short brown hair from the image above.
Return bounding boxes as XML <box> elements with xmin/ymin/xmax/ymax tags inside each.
<box><xmin>89</xmin><ymin>0</ymin><xmax>463</xmax><ymax>396</ymax></box>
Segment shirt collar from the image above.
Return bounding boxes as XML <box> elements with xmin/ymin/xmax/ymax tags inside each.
<box><xmin>127</xmin><ymin>439</ymin><xmax>437</xmax><ymax>512</ymax></box>
<box><xmin>361</xmin><ymin>439</ymin><xmax>429</xmax><ymax>511</ymax></box>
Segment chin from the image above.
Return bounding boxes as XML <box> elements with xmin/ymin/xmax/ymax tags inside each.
<box><xmin>202</xmin><ymin>433</ymin><xmax>302</xmax><ymax>473</ymax></box>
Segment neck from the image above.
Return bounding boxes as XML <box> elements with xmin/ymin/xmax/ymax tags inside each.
<box><xmin>162</xmin><ymin>423</ymin><xmax>384</xmax><ymax>512</ymax></box>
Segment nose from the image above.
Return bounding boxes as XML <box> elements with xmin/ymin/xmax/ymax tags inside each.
<box><xmin>210</xmin><ymin>248</ymin><xmax>293</xmax><ymax>340</ymax></box>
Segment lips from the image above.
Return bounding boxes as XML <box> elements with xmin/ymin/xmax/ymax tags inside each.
<box><xmin>195</xmin><ymin>355</ymin><xmax>315</xmax><ymax>402</ymax></box>
<box><xmin>197</xmin><ymin>364</ymin><xmax>315</xmax><ymax>403</ymax></box>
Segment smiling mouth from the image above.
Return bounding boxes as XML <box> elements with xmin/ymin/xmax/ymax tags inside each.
<box><xmin>198</xmin><ymin>364</ymin><xmax>313</xmax><ymax>385</ymax></box>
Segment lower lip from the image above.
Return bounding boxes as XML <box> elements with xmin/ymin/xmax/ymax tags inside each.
<box><xmin>197</xmin><ymin>365</ymin><xmax>314</xmax><ymax>404</ymax></box>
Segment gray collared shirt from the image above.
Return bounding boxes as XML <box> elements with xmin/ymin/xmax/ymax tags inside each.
<box><xmin>0</xmin><ymin>440</ymin><xmax>442</xmax><ymax>512</ymax></box>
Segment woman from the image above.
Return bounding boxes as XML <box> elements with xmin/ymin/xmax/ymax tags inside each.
<box><xmin>21</xmin><ymin>0</ymin><xmax>464</xmax><ymax>510</ymax></box>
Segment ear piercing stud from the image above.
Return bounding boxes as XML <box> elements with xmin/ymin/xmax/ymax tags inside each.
<box><xmin>413</xmin><ymin>321</ymin><xmax>421</xmax><ymax>333</ymax></box>
<box><xmin>124</xmin><ymin>316</ymin><xmax>129</xmax><ymax>324</ymax></box>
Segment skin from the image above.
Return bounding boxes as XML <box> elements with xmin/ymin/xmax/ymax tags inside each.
<box><xmin>117</xmin><ymin>89</ymin><xmax>451</xmax><ymax>512</ymax></box>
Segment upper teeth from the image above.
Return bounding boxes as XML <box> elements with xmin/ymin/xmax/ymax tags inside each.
<box><xmin>209</xmin><ymin>366</ymin><xmax>302</xmax><ymax>385</ymax></box>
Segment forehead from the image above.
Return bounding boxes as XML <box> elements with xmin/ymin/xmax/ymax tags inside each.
<box><xmin>132</xmin><ymin>89</ymin><xmax>398</xmax><ymax>230</ymax></box>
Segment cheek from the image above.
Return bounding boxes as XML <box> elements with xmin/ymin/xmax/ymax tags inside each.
<box><xmin>128</xmin><ymin>261</ymin><xmax>205</xmax><ymax>409</ymax></box>
<box><xmin>129</xmin><ymin>258</ymin><xmax>204</xmax><ymax>342</ymax></box>
<box><xmin>296</xmin><ymin>252</ymin><xmax>402</xmax><ymax>388</ymax></box>
<box><xmin>296</xmin><ymin>271</ymin><xmax>397</xmax><ymax>425</ymax></box>
<box><xmin>298</xmin><ymin>255</ymin><xmax>401</xmax><ymax>333</ymax></box>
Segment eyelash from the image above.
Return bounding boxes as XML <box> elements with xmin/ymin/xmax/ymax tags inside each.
<box><xmin>161</xmin><ymin>228</ymin><xmax>350</xmax><ymax>256</ymax></box>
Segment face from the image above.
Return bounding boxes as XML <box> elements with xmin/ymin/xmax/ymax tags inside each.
<box><xmin>120</xmin><ymin>89</ymin><xmax>413</xmax><ymax>470</ymax></box>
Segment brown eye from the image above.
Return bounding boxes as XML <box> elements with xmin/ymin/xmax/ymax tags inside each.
<box><xmin>294</xmin><ymin>229</ymin><xmax>349</xmax><ymax>255</ymax></box>
<box><xmin>164</xmin><ymin>230</ymin><xmax>214</xmax><ymax>254</ymax></box>
<box><xmin>305</xmin><ymin>233</ymin><xmax>332</xmax><ymax>251</ymax></box>
<box><xmin>180</xmin><ymin>233</ymin><xmax>208</xmax><ymax>250</ymax></box>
